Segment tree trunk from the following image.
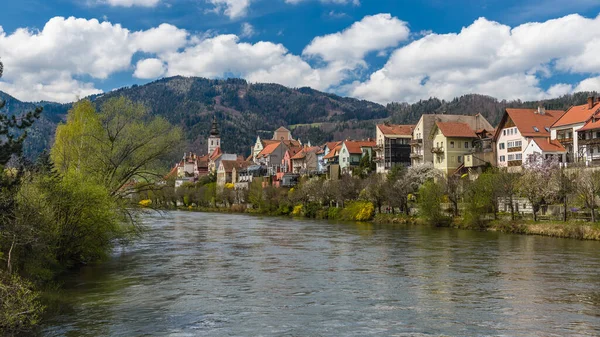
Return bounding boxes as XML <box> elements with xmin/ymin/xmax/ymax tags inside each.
<box><xmin>7</xmin><ymin>235</ymin><xmax>15</xmax><ymax>274</ymax></box>
<box><xmin>563</xmin><ymin>196</ymin><xmax>568</xmax><ymax>222</ymax></box>
<box><xmin>509</xmin><ymin>195</ymin><xmax>515</xmax><ymax>221</ymax></box>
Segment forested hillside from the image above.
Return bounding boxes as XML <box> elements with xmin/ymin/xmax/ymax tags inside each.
<box><xmin>1</xmin><ymin>76</ymin><xmax>598</xmax><ymax>159</ymax></box>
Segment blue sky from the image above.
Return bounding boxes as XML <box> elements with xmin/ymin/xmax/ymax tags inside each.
<box><xmin>1</xmin><ymin>0</ymin><xmax>600</xmax><ymax>103</ymax></box>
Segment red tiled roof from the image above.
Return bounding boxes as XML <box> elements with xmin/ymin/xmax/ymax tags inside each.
<box><xmin>286</xmin><ymin>147</ymin><xmax>303</xmax><ymax>158</ymax></box>
<box><xmin>325</xmin><ymin>141</ymin><xmax>342</xmax><ymax>151</ymax></box>
<box><xmin>257</xmin><ymin>142</ymin><xmax>280</xmax><ymax>158</ymax></box>
<box><xmin>578</xmin><ymin>115</ymin><xmax>600</xmax><ymax>131</ymax></box>
<box><xmin>435</xmin><ymin>122</ymin><xmax>477</xmax><ymax>138</ymax></box>
<box><xmin>209</xmin><ymin>147</ymin><xmax>222</xmax><ymax>160</ymax></box>
<box><xmin>291</xmin><ymin>149</ymin><xmax>306</xmax><ymax>160</ymax></box>
<box><xmin>553</xmin><ymin>101</ymin><xmax>600</xmax><ymax>128</ymax></box>
<box><xmin>323</xmin><ymin>144</ymin><xmax>342</xmax><ymax>159</ymax></box>
<box><xmin>532</xmin><ymin>138</ymin><xmax>566</xmax><ymax>153</ymax></box>
<box><xmin>505</xmin><ymin>108</ymin><xmax>565</xmax><ymax>137</ymax></box>
<box><xmin>377</xmin><ymin>124</ymin><xmax>414</xmax><ymax>136</ymax></box>
<box><xmin>220</xmin><ymin>160</ymin><xmax>253</xmax><ymax>173</ymax></box>
<box><xmin>344</xmin><ymin>140</ymin><xmax>376</xmax><ymax>154</ymax></box>
<box><xmin>282</xmin><ymin>140</ymin><xmax>301</xmax><ymax>148</ymax></box>
<box><xmin>261</xmin><ymin>139</ymin><xmax>279</xmax><ymax>147</ymax></box>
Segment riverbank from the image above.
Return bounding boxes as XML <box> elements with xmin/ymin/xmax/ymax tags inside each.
<box><xmin>164</xmin><ymin>206</ymin><xmax>600</xmax><ymax>241</ymax></box>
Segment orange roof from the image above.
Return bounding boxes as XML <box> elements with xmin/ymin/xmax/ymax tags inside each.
<box><xmin>435</xmin><ymin>122</ymin><xmax>477</xmax><ymax>138</ymax></box>
<box><xmin>282</xmin><ymin>140</ymin><xmax>301</xmax><ymax>148</ymax></box>
<box><xmin>286</xmin><ymin>147</ymin><xmax>303</xmax><ymax>158</ymax></box>
<box><xmin>324</xmin><ymin>141</ymin><xmax>342</xmax><ymax>151</ymax></box>
<box><xmin>377</xmin><ymin>124</ymin><xmax>414</xmax><ymax>136</ymax></box>
<box><xmin>504</xmin><ymin>108</ymin><xmax>565</xmax><ymax>137</ymax></box>
<box><xmin>275</xmin><ymin>126</ymin><xmax>291</xmax><ymax>132</ymax></box>
<box><xmin>257</xmin><ymin>142</ymin><xmax>281</xmax><ymax>157</ymax></box>
<box><xmin>291</xmin><ymin>149</ymin><xmax>306</xmax><ymax>160</ymax></box>
<box><xmin>209</xmin><ymin>147</ymin><xmax>222</xmax><ymax>161</ymax></box>
<box><xmin>578</xmin><ymin>115</ymin><xmax>600</xmax><ymax>131</ymax></box>
<box><xmin>532</xmin><ymin>138</ymin><xmax>566</xmax><ymax>153</ymax></box>
<box><xmin>323</xmin><ymin>144</ymin><xmax>342</xmax><ymax>159</ymax></box>
<box><xmin>344</xmin><ymin>140</ymin><xmax>376</xmax><ymax>154</ymax></box>
<box><xmin>261</xmin><ymin>139</ymin><xmax>279</xmax><ymax>147</ymax></box>
<box><xmin>553</xmin><ymin>101</ymin><xmax>600</xmax><ymax>128</ymax></box>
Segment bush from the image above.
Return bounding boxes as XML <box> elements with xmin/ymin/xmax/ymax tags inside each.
<box><xmin>230</xmin><ymin>204</ymin><xmax>247</xmax><ymax>213</ymax></box>
<box><xmin>304</xmin><ymin>202</ymin><xmax>322</xmax><ymax>218</ymax></box>
<box><xmin>291</xmin><ymin>205</ymin><xmax>303</xmax><ymax>216</ymax></box>
<box><xmin>339</xmin><ymin>201</ymin><xmax>375</xmax><ymax>221</ymax></box>
<box><xmin>0</xmin><ymin>272</ymin><xmax>44</xmax><ymax>334</ymax></box>
<box><xmin>328</xmin><ymin>207</ymin><xmax>341</xmax><ymax>220</ymax></box>
<box><xmin>417</xmin><ymin>180</ymin><xmax>450</xmax><ymax>226</ymax></box>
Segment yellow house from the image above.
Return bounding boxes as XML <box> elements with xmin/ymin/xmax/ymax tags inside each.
<box><xmin>431</xmin><ymin>121</ymin><xmax>479</xmax><ymax>175</ymax></box>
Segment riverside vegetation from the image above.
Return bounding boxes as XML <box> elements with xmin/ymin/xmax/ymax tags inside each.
<box><xmin>0</xmin><ymin>60</ymin><xmax>183</xmax><ymax>335</ymax></box>
<box><xmin>139</xmin><ymin>154</ymin><xmax>600</xmax><ymax>241</ymax></box>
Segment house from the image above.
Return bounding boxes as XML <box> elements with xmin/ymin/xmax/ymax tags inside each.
<box><xmin>273</xmin><ymin>126</ymin><xmax>293</xmax><ymax>141</ymax></box>
<box><xmin>236</xmin><ymin>165</ymin><xmax>267</xmax><ymax>189</ymax></box>
<box><xmin>282</xmin><ymin>147</ymin><xmax>303</xmax><ymax>173</ymax></box>
<box><xmin>318</xmin><ymin>141</ymin><xmax>341</xmax><ymax>173</ymax></box>
<box><xmin>551</xmin><ymin>96</ymin><xmax>600</xmax><ymax>164</ymax></box>
<box><xmin>523</xmin><ymin>138</ymin><xmax>567</xmax><ymax>163</ymax></box>
<box><xmin>252</xmin><ymin>136</ymin><xmax>279</xmax><ymax>162</ymax></box>
<box><xmin>374</xmin><ymin>124</ymin><xmax>414</xmax><ymax>173</ymax></box>
<box><xmin>255</xmin><ymin>141</ymin><xmax>291</xmax><ymax>175</ymax></box>
<box><xmin>464</xmin><ymin>128</ymin><xmax>496</xmax><ymax>174</ymax></box>
<box><xmin>430</xmin><ymin>122</ymin><xmax>483</xmax><ymax>175</ymax></box>
<box><xmin>323</xmin><ymin>143</ymin><xmax>343</xmax><ymax>180</ymax></box>
<box><xmin>339</xmin><ymin>140</ymin><xmax>376</xmax><ymax>174</ymax></box>
<box><xmin>411</xmin><ymin>114</ymin><xmax>494</xmax><ymax>166</ymax></box>
<box><xmin>572</xmin><ymin>107</ymin><xmax>600</xmax><ymax>165</ymax></box>
<box><xmin>290</xmin><ymin>146</ymin><xmax>320</xmax><ymax>174</ymax></box>
<box><xmin>217</xmin><ymin>160</ymin><xmax>252</xmax><ymax>187</ymax></box>
<box><xmin>494</xmin><ymin>107</ymin><xmax>565</xmax><ymax>170</ymax></box>
<box><xmin>209</xmin><ymin>147</ymin><xmax>237</xmax><ymax>173</ymax></box>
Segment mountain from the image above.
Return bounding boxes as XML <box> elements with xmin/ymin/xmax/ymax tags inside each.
<box><xmin>1</xmin><ymin>76</ymin><xmax>598</xmax><ymax>160</ymax></box>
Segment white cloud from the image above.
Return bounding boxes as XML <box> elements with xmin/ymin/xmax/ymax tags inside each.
<box><xmin>132</xmin><ymin>24</ymin><xmax>189</xmax><ymax>54</ymax></box>
<box><xmin>303</xmin><ymin>13</ymin><xmax>409</xmax><ymax>63</ymax></box>
<box><xmin>134</xmin><ymin>58</ymin><xmax>166</xmax><ymax>79</ymax></box>
<box><xmin>240</xmin><ymin>22</ymin><xmax>255</xmax><ymax>38</ymax></box>
<box><xmin>102</xmin><ymin>0</ymin><xmax>161</xmax><ymax>7</ymax></box>
<box><xmin>207</xmin><ymin>0</ymin><xmax>251</xmax><ymax>19</ymax></box>
<box><xmin>351</xmin><ymin>14</ymin><xmax>600</xmax><ymax>103</ymax></box>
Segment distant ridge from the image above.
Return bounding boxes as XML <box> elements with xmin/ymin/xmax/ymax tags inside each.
<box><xmin>1</xmin><ymin>76</ymin><xmax>597</xmax><ymax>160</ymax></box>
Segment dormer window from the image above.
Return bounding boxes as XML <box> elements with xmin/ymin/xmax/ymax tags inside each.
<box><xmin>544</xmin><ymin>127</ymin><xmax>550</xmax><ymax>132</ymax></box>
<box><xmin>533</xmin><ymin>126</ymin><xmax>539</xmax><ymax>132</ymax></box>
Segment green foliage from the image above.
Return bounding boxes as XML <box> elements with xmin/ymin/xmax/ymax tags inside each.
<box><xmin>0</xmin><ymin>271</ymin><xmax>44</xmax><ymax>334</ymax></box>
<box><xmin>462</xmin><ymin>172</ymin><xmax>497</xmax><ymax>227</ymax></box>
<box><xmin>417</xmin><ymin>180</ymin><xmax>449</xmax><ymax>225</ymax></box>
<box><xmin>327</xmin><ymin>207</ymin><xmax>341</xmax><ymax>220</ymax></box>
<box><xmin>339</xmin><ymin>201</ymin><xmax>375</xmax><ymax>221</ymax></box>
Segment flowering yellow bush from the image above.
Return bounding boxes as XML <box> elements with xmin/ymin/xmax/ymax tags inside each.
<box><xmin>291</xmin><ymin>205</ymin><xmax>303</xmax><ymax>216</ymax></box>
<box><xmin>339</xmin><ymin>201</ymin><xmax>375</xmax><ymax>221</ymax></box>
<box><xmin>225</xmin><ymin>183</ymin><xmax>235</xmax><ymax>189</ymax></box>
<box><xmin>138</xmin><ymin>199</ymin><xmax>152</xmax><ymax>207</ymax></box>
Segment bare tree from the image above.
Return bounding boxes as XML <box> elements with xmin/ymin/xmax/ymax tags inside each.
<box><xmin>575</xmin><ymin>168</ymin><xmax>600</xmax><ymax>222</ymax></box>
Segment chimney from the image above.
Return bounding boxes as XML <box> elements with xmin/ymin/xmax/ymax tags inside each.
<box><xmin>537</xmin><ymin>106</ymin><xmax>545</xmax><ymax>115</ymax></box>
<box><xmin>588</xmin><ymin>96</ymin><xmax>594</xmax><ymax>109</ymax></box>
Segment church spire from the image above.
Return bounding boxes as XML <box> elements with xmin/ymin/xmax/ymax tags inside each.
<box><xmin>209</xmin><ymin>115</ymin><xmax>220</xmax><ymax>137</ymax></box>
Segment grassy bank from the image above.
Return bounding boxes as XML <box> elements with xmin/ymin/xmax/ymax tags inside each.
<box><xmin>169</xmin><ymin>205</ymin><xmax>600</xmax><ymax>241</ymax></box>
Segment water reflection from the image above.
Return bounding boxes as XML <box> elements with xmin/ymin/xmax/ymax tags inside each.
<box><xmin>40</xmin><ymin>211</ymin><xmax>600</xmax><ymax>336</ymax></box>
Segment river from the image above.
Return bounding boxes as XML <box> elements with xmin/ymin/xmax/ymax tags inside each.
<box><xmin>39</xmin><ymin>211</ymin><xmax>600</xmax><ymax>336</ymax></box>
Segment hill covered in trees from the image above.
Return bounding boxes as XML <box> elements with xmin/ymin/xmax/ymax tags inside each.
<box><xmin>1</xmin><ymin>76</ymin><xmax>598</xmax><ymax>158</ymax></box>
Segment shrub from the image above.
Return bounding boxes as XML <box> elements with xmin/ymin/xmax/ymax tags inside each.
<box><xmin>0</xmin><ymin>272</ymin><xmax>44</xmax><ymax>334</ymax></box>
<box><xmin>304</xmin><ymin>202</ymin><xmax>322</xmax><ymax>218</ymax></box>
<box><xmin>230</xmin><ymin>204</ymin><xmax>247</xmax><ymax>213</ymax></box>
<box><xmin>291</xmin><ymin>205</ymin><xmax>303</xmax><ymax>216</ymax></box>
<box><xmin>417</xmin><ymin>180</ymin><xmax>450</xmax><ymax>226</ymax></box>
<box><xmin>328</xmin><ymin>207</ymin><xmax>341</xmax><ymax>220</ymax></box>
<box><xmin>138</xmin><ymin>199</ymin><xmax>152</xmax><ymax>207</ymax></box>
<box><xmin>339</xmin><ymin>201</ymin><xmax>375</xmax><ymax>221</ymax></box>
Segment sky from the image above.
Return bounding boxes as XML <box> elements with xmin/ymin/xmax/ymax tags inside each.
<box><xmin>1</xmin><ymin>0</ymin><xmax>600</xmax><ymax>104</ymax></box>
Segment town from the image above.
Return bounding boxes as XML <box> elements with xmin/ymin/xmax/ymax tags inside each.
<box><xmin>169</xmin><ymin>96</ymin><xmax>600</xmax><ymax>193</ymax></box>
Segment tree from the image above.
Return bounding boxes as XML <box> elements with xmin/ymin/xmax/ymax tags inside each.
<box><xmin>519</xmin><ymin>153</ymin><xmax>559</xmax><ymax>221</ymax></box>
<box><xmin>575</xmin><ymin>168</ymin><xmax>600</xmax><ymax>222</ymax></box>
<box><xmin>497</xmin><ymin>169</ymin><xmax>519</xmax><ymax>220</ymax></box>
<box><xmin>441</xmin><ymin>175</ymin><xmax>462</xmax><ymax>217</ymax></box>
<box><xmin>417</xmin><ymin>180</ymin><xmax>447</xmax><ymax>225</ymax></box>
<box><xmin>362</xmin><ymin>173</ymin><xmax>386</xmax><ymax>214</ymax></box>
<box><xmin>51</xmin><ymin>97</ymin><xmax>183</xmax><ymax>202</ymax></box>
<box><xmin>552</xmin><ymin>167</ymin><xmax>576</xmax><ymax>222</ymax></box>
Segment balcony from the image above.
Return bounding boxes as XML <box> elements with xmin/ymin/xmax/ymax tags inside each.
<box><xmin>557</xmin><ymin>137</ymin><xmax>573</xmax><ymax>144</ymax></box>
<box><xmin>410</xmin><ymin>153</ymin><xmax>423</xmax><ymax>159</ymax></box>
<box><xmin>579</xmin><ymin>138</ymin><xmax>600</xmax><ymax>146</ymax></box>
<box><xmin>508</xmin><ymin>160</ymin><xmax>522</xmax><ymax>167</ymax></box>
<box><xmin>507</xmin><ymin>147</ymin><xmax>521</xmax><ymax>153</ymax></box>
<box><xmin>410</xmin><ymin>139</ymin><xmax>423</xmax><ymax>146</ymax></box>
<box><xmin>431</xmin><ymin>147</ymin><xmax>444</xmax><ymax>154</ymax></box>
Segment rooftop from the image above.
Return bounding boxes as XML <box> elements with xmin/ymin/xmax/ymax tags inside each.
<box><xmin>435</xmin><ymin>122</ymin><xmax>477</xmax><ymax>138</ymax></box>
<box><xmin>377</xmin><ymin>124</ymin><xmax>414</xmax><ymax>136</ymax></box>
<box><xmin>502</xmin><ymin>108</ymin><xmax>565</xmax><ymax>138</ymax></box>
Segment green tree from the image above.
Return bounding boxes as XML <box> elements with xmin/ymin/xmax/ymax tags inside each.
<box><xmin>575</xmin><ymin>168</ymin><xmax>600</xmax><ymax>222</ymax></box>
<box><xmin>418</xmin><ymin>180</ymin><xmax>448</xmax><ymax>225</ymax></box>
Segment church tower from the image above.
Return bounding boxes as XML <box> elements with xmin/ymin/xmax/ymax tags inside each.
<box><xmin>208</xmin><ymin>116</ymin><xmax>221</xmax><ymax>155</ymax></box>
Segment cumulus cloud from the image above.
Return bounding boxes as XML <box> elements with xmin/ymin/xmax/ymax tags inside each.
<box><xmin>102</xmin><ymin>0</ymin><xmax>161</xmax><ymax>7</ymax></box>
<box><xmin>207</xmin><ymin>0</ymin><xmax>251</xmax><ymax>19</ymax></box>
<box><xmin>134</xmin><ymin>58</ymin><xmax>166</xmax><ymax>79</ymax></box>
<box><xmin>132</xmin><ymin>23</ymin><xmax>189</xmax><ymax>54</ymax></box>
<box><xmin>351</xmin><ymin>14</ymin><xmax>600</xmax><ymax>103</ymax></box>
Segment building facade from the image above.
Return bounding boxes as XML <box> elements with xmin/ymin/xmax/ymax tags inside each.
<box><xmin>374</xmin><ymin>124</ymin><xmax>414</xmax><ymax>173</ymax></box>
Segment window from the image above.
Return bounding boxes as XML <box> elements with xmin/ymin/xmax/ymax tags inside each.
<box><xmin>500</xmin><ymin>155</ymin><xmax>505</xmax><ymax>162</ymax></box>
<box><xmin>508</xmin><ymin>154</ymin><xmax>515</xmax><ymax>161</ymax></box>
<box><xmin>545</xmin><ymin>127</ymin><xmax>550</xmax><ymax>132</ymax></box>
<box><xmin>465</xmin><ymin>142</ymin><xmax>469</xmax><ymax>148</ymax></box>
<box><xmin>503</xmin><ymin>130</ymin><xmax>506</xmax><ymax>136</ymax></box>
<box><xmin>458</xmin><ymin>156</ymin><xmax>463</xmax><ymax>163</ymax></box>
<box><xmin>343</xmin><ymin>157</ymin><xmax>346</xmax><ymax>162</ymax></box>
<box><xmin>458</xmin><ymin>142</ymin><xmax>462</xmax><ymax>149</ymax></box>
<box><xmin>211</xmin><ymin>140</ymin><xmax>213</xmax><ymax>145</ymax></box>
<box><xmin>436</xmin><ymin>142</ymin><xmax>439</xmax><ymax>147</ymax></box>
<box><xmin>533</xmin><ymin>126</ymin><xmax>540</xmax><ymax>132</ymax></box>
<box><xmin>516</xmin><ymin>153</ymin><xmax>522</xmax><ymax>160</ymax></box>
<box><xmin>450</xmin><ymin>141</ymin><xmax>455</xmax><ymax>148</ymax></box>
<box><xmin>499</xmin><ymin>143</ymin><xmax>505</xmax><ymax>150</ymax></box>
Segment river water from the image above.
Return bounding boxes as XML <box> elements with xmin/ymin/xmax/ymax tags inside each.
<box><xmin>39</xmin><ymin>211</ymin><xmax>600</xmax><ymax>336</ymax></box>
